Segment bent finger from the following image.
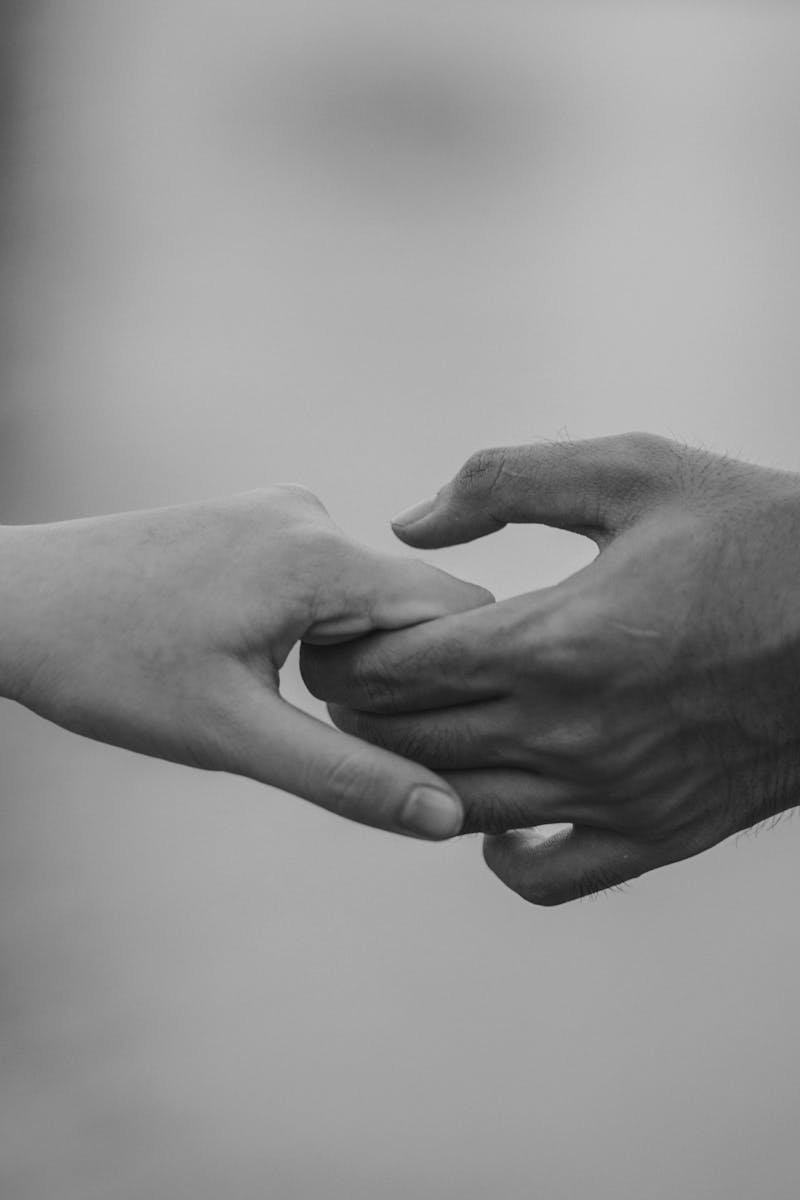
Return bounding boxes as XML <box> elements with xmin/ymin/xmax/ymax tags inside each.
<box><xmin>483</xmin><ymin>825</ymin><xmax>658</xmax><ymax>906</ymax></box>
<box><xmin>300</xmin><ymin>603</ymin><xmax>508</xmax><ymax>713</ymax></box>
<box><xmin>306</xmin><ymin>546</ymin><xmax>494</xmax><ymax>645</ymax></box>
<box><xmin>392</xmin><ymin>433</ymin><xmax>679</xmax><ymax>549</ymax></box>
<box><xmin>440</xmin><ymin>769</ymin><xmax>597</xmax><ymax>835</ymax></box>
<box><xmin>327</xmin><ymin>700</ymin><xmax>514</xmax><ymax>770</ymax></box>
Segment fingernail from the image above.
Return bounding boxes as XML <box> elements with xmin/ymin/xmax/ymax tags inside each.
<box><xmin>391</xmin><ymin>496</ymin><xmax>436</xmax><ymax>528</ymax></box>
<box><xmin>400</xmin><ymin>786</ymin><xmax>463</xmax><ymax>839</ymax></box>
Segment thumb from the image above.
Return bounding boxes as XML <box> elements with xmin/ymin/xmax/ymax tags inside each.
<box><xmin>391</xmin><ymin>433</ymin><xmax>676</xmax><ymax>549</ymax></box>
<box><xmin>304</xmin><ymin>543</ymin><xmax>493</xmax><ymax>646</ymax></box>
<box><xmin>482</xmin><ymin>825</ymin><xmax>657</xmax><ymax>905</ymax></box>
<box><xmin>233</xmin><ymin>690</ymin><xmax>466</xmax><ymax>839</ymax></box>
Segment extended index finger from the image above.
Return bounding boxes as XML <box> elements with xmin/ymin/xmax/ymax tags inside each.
<box><xmin>300</xmin><ymin>604</ymin><xmax>509</xmax><ymax>713</ymax></box>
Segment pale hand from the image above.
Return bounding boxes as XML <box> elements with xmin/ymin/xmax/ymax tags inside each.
<box><xmin>0</xmin><ymin>486</ymin><xmax>491</xmax><ymax>838</ymax></box>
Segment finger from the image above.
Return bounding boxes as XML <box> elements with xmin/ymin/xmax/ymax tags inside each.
<box><xmin>305</xmin><ymin>544</ymin><xmax>493</xmax><ymax>645</ymax></box>
<box><xmin>327</xmin><ymin>700</ymin><xmax>513</xmax><ymax>770</ymax></box>
<box><xmin>391</xmin><ymin>433</ymin><xmax>678</xmax><ymax>549</ymax></box>
<box><xmin>439</xmin><ymin>769</ymin><xmax>595</xmax><ymax>835</ymax></box>
<box><xmin>483</xmin><ymin>825</ymin><xmax>657</xmax><ymax>906</ymax></box>
<box><xmin>233</xmin><ymin>690</ymin><xmax>466</xmax><ymax>840</ymax></box>
<box><xmin>301</xmin><ymin>601</ymin><xmax>508</xmax><ymax>713</ymax></box>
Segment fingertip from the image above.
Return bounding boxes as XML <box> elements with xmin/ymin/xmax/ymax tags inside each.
<box><xmin>391</xmin><ymin>506</ymin><xmax>505</xmax><ymax>550</ymax></box>
<box><xmin>391</xmin><ymin>496</ymin><xmax>437</xmax><ymax>530</ymax></box>
<box><xmin>390</xmin><ymin>516</ymin><xmax>440</xmax><ymax>548</ymax></box>
<box><xmin>483</xmin><ymin>826</ymin><xmax>654</xmax><ymax>907</ymax></box>
<box><xmin>398</xmin><ymin>784</ymin><xmax>464</xmax><ymax>840</ymax></box>
<box><xmin>383</xmin><ymin>555</ymin><xmax>494</xmax><ymax>621</ymax></box>
<box><xmin>482</xmin><ymin>827</ymin><xmax>572</xmax><ymax>906</ymax></box>
<box><xmin>424</xmin><ymin>564</ymin><xmax>494</xmax><ymax>610</ymax></box>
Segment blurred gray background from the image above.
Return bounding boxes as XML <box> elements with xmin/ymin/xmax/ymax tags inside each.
<box><xmin>2</xmin><ymin>2</ymin><xmax>800</xmax><ymax>1197</ymax></box>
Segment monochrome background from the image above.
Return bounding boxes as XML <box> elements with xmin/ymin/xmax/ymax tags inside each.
<box><xmin>2</xmin><ymin>3</ymin><xmax>799</xmax><ymax>1197</ymax></box>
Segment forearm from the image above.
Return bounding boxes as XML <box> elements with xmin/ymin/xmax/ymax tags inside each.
<box><xmin>0</xmin><ymin>523</ymin><xmax>49</xmax><ymax>705</ymax></box>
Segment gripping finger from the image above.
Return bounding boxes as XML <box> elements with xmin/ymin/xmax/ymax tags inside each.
<box><xmin>483</xmin><ymin>825</ymin><xmax>658</xmax><ymax>906</ymax></box>
<box><xmin>300</xmin><ymin>604</ymin><xmax>507</xmax><ymax>713</ymax></box>
<box><xmin>305</xmin><ymin>546</ymin><xmax>493</xmax><ymax>646</ymax></box>
<box><xmin>439</xmin><ymin>769</ymin><xmax>596</xmax><ymax>835</ymax></box>
<box><xmin>327</xmin><ymin>701</ymin><xmax>514</xmax><ymax>770</ymax></box>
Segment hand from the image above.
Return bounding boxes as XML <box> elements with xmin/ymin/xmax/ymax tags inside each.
<box><xmin>0</xmin><ymin>487</ymin><xmax>491</xmax><ymax>837</ymax></box>
<box><xmin>301</xmin><ymin>434</ymin><xmax>800</xmax><ymax>902</ymax></box>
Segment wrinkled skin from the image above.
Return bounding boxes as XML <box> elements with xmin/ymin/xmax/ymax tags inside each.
<box><xmin>302</xmin><ymin>433</ymin><xmax>800</xmax><ymax>904</ymax></box>
<box><xmin>0</xmin><ymin>486</ymin><xmax>491</xmax><ymax>837</ymax></box>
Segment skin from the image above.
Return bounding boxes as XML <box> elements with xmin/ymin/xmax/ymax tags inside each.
<box><xmin>301</xmin><ymin>433</ymin><xmax>800</xmax><ymax>905</ymax></box>
<box><xmin>0</xmin><ymin>485</ymin><xmax>492</xmax><ymax>838</ymax></box>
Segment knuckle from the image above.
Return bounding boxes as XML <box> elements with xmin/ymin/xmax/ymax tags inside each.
<box><xmin>399</xmin><ymin>724</ymin><xmax>457</xmax><ymax>769</ymax></box>
<box><xmin>352</xmin><ymin>654</ymin><xmax>400</xmax><ymax>711</ymax></box>
<box><xmin>272</xmin><ymin>482</ymin><xmax>327</xmax><ymax>509</ymax></box>
<box><xmin>387</xmin><ymin>725</ymin><xmax>427</xmax><ymax>761</ymax></box>
<box><xmin>582</xmin><ymin>432</ymin><xmax>681</xmax><ymax>519</ymax></box>
<box><xmin>229</xmin><ymin>485</ymin><xmax>331</xmax><ymax>534</ymax></box>
<box><xmin>251</xmin><ymin>485</ymin><xmax>333</xmax><ymax>538</ymax></box>
<box><xmin>526</xmin><ymin>596</ymin><xmax>606</xmax><ymax>685</ymax></box>
<box><xmin>392</xmin><ymin>636</ymin><xmax>467</xmax><ymax>695</ymax></box>
<box><xmin>456</xmin><ymin>448</ymin><xmax>507</xmax><ymax>498</ymax></box>
<box><xmin>614</xmin><ymin>431</ymin><xmax>674</xmax><ymax>465</ymax></box>
<box><xmin>341</xmin><ymin>713</ymin><xmax>449</xmax><ymax>768</ymax></box>
<box><xmin>524</xmin><ymin>716</ymin><xmax>605</xmax><ymax>773</ymax></box>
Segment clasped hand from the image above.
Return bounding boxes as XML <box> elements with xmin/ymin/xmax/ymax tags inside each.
<box><xmin>303</xmin><ymin>434</ymin><xmax>800</xmax><ymax>905</ymax></box>
<box><xmin>1</xmin><ymin>487</ymin><xmax>490</xmax><ymax>839</ymax></box>
<box><xmin>7</xmin><ymin>434</ymin><xmax>800</xmax><ymax>905</ymax></box>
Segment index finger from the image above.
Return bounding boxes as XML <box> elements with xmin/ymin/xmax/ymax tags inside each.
<box><xmin>300</xmin><ymin>602</ymin><xmax>510</xmax><ymax>714</ymax></box>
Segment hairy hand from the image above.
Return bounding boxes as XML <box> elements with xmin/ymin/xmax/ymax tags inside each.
<box><xmin>0</xmin><ymin>487</ymin><xmax>491</xmax><ymax>837</ymax></box>
<box><xmin>301</xmin><ymin>434</ymin><xmax>800</xmax><ymax>903</ymax></box>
